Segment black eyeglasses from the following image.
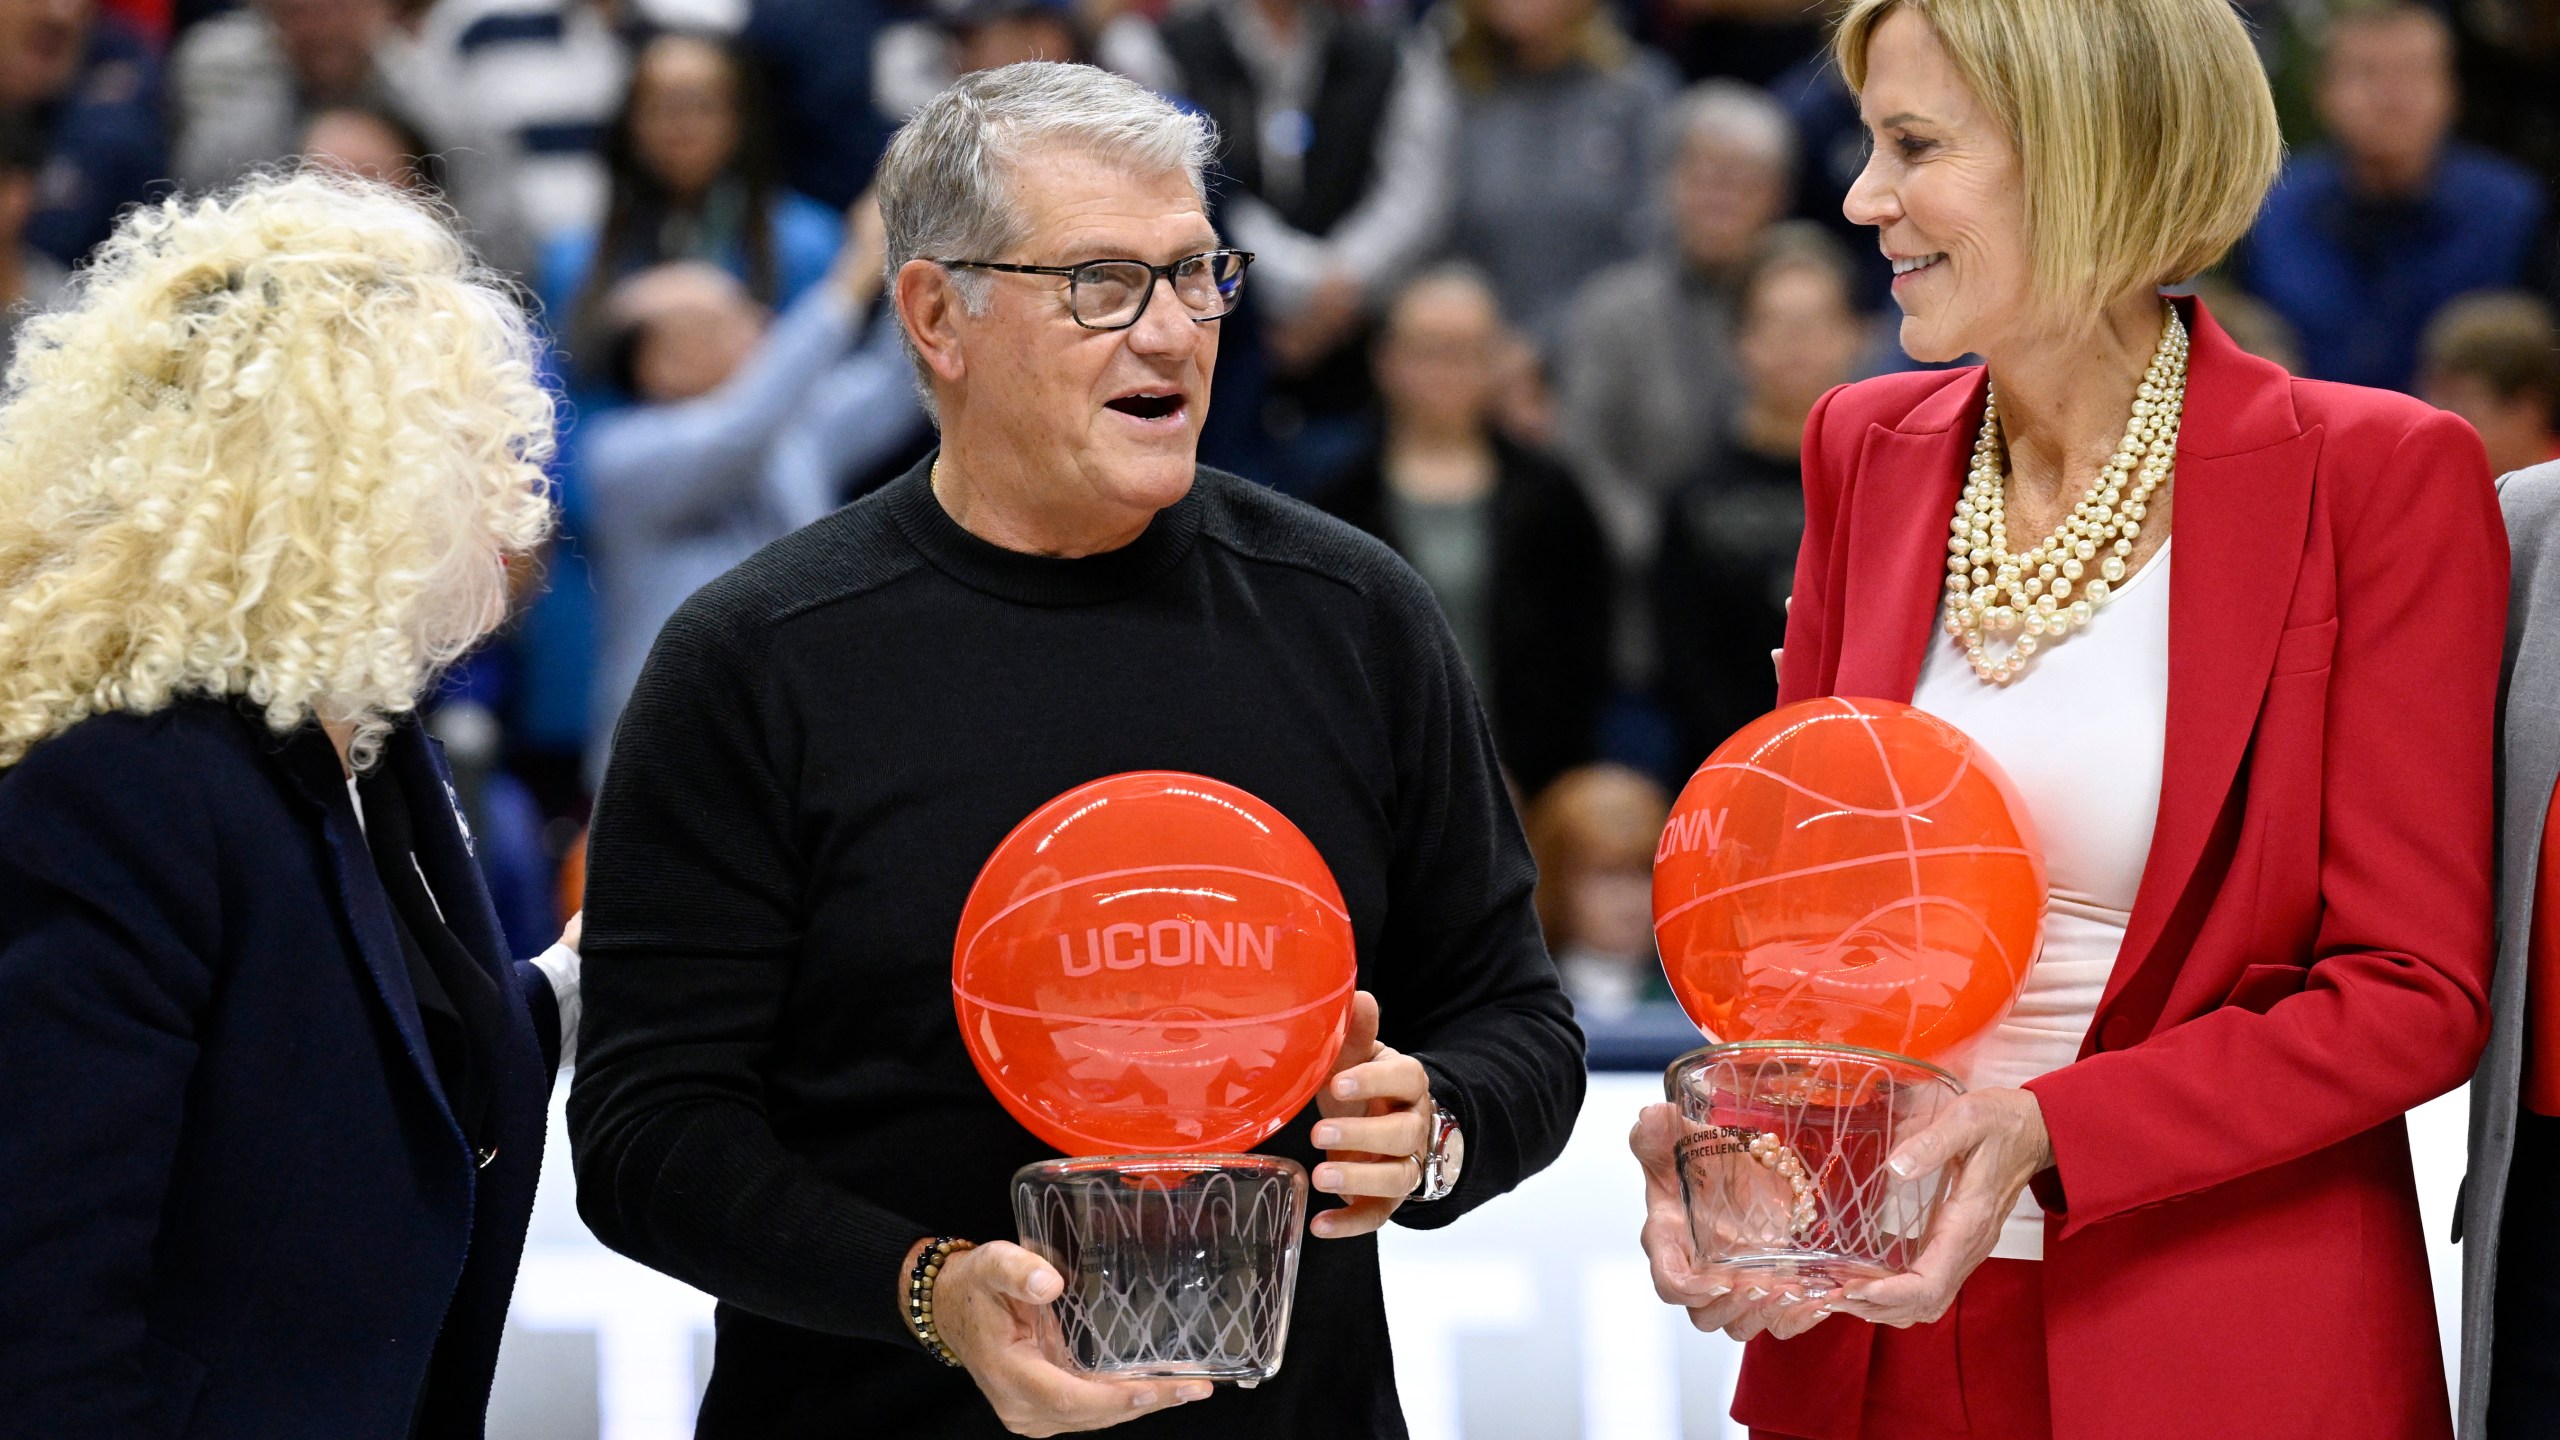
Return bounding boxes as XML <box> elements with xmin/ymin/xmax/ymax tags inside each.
<box><xmin>933</xmin><ymin>249</ymin><xmax>1255</xmax><ymax>331</ymax></box>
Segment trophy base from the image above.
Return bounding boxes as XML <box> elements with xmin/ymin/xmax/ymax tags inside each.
<box><xmin>1013</xmin><ymin>1153</ymin><xmax>1307</xmax><ymax>1383</ymax></box>
<box><xmin>1666</xmin><ymin>1040</ymin><xmax>1964</xmax><ymax>1294</ymax></box>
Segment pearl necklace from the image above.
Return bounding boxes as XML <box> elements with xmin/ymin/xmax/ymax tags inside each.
<box><xmin>1941</xmin><ymin>304</ymin><xmax>2189</xmax><ymax>685</ymax></box>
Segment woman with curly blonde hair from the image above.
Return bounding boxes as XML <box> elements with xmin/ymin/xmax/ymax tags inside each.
<box><xmin>0</xmin><ymin>171</ymin><xmax>581</xmax><ymax>1439</ymax></box>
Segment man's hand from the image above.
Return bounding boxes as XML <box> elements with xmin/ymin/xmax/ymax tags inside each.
<box><xmin>1829</xmin><ymin>1087</ymin><xmax>2051</xmax><ymax>1329</ymax></box>
<box><xmin>911</xmin><ymin>1238</ymin><xmax>1210</xmax><ymax>1436</ymax></box>
<box><xmin>1629</xmin><ymin>1104</ymin><xmax>1833</xmax><ymax>1342</ymax></box>
<box><xmin>1309</xmin><ymin>990</ymin><xmax>1434</xmax><ymax>1239</ymax></box>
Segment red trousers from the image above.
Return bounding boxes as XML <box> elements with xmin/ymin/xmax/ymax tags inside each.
<box><xmin>1738</xmin><ymin>1258</ymin><xmax>2052</xmax><ymax>1440</ymax></box>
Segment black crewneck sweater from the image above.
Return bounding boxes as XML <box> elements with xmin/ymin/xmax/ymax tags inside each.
<box><xmin>569</xmin><ymin>457</ymin><xmax>1585</xmax><ymax>1438</ymax></box>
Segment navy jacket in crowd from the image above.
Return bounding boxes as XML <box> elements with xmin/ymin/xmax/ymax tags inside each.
<box><xmin>2238</xmin><ymin>142</ymin><xmax>2548</xmax><ymax>393</ymax></box>
<box><xmin>0</xmin><ymin>700</ymin><xmax>562</xmax><ymax>1439</ymax></box>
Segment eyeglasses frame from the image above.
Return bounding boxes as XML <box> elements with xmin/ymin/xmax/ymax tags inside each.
<box><xmin>930</xmin><ymin>249</ymin><xmax>1257</xmax><ymax>332</ymax></box>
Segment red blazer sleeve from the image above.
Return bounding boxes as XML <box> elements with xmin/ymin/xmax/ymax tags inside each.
<box><xmin>1778</xmin><ymin>384</ymin><xmax>1854</xmax><ymax>708</ymax></box>
<box><xmin>2023</xmin><ymin>407</ymin><xmax>2506</xmax><ymax>1234</ymax></box>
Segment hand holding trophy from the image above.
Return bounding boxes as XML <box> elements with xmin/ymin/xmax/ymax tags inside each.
<box><xmin>951</xmin><ymin>772</ymin><xmax>1358</xmax><ymax>1397</ymax></box>
<box><xmin>1639</xmin><ymin>697</ymin><xmax>2048</xmax><ymax>1334</ymax></box>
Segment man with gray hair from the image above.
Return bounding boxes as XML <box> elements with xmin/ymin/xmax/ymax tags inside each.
<box><xmin>569</xmin><ymin>61</ymin><xmax>1584</xmax><ymax>1438</ymax></box>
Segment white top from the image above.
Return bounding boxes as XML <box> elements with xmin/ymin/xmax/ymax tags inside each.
<box><xmin>1910</xmin><ymin>545</ymin><xmax>2172</xmax><ymax>1260</ymax></box>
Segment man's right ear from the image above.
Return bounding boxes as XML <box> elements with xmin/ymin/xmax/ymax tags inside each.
<box><xmin>896</xmin><ymin>259</ymin><xmax>968</xmax><ymax>390</ymax></box>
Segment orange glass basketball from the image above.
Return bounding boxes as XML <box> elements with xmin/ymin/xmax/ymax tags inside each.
<box><xmin>954</xmin><ymin>773</ymin><xmax>1358</xmax><ymax>1156</ymax></box>
<box><xmin>1654</xmin><ymin>698</ymin><xmax>2046</xmax><ymax>1060</ymax></box>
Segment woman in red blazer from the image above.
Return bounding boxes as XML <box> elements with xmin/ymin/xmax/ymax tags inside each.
<box><xmin>1632</xmin><ymin>2</ymin><xmax>2506</xmax><ymax>1437</ymax></box>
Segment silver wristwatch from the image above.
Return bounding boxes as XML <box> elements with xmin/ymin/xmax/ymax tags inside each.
<box><xmin>1413</xmin><ymin>1103</ymin><xmax>1465</xmax><ymax>1202</ymax></box>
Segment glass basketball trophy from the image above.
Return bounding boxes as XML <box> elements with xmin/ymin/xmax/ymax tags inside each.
<box><xmin>1653</xmin><ymin>698</ymin><xmax>2046</xmax><ymax>1295</ymax></box>
<box><xmin>954</xmin><ymin>772</ymin><xmax>1357</xmax><ymax>1383</ymax></box>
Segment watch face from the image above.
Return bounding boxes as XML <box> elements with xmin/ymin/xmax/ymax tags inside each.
<box><xmin>1422</xmin><ymin>1106</ymin><xmax>1463</xmax><ymax>1200</ymax></box>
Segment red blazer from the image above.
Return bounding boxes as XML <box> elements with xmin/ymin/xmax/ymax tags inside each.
<box><xmin>1736</xmin><ymin>298</ymin><xmax>2506</xmax><ymax>1440</ymax></box>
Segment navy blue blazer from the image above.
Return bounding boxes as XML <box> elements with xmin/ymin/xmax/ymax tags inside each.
<box><xmin>0</xmin><ymin>699</ymin><xmax>562</xmax><ymax>1439</ymax></box>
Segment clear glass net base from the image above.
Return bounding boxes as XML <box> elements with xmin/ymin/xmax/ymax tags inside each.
<box><xmin>1012</xmin><ymin>1153</ymin><xmax>1307</xmax><ymax>1383</ymax></box>
<box><xmin>1665</xmin><ymin>1041</ymin><xmax>1964</xmax><ymax>1297</ymax></box>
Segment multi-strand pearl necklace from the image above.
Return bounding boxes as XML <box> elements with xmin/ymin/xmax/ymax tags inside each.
<box><xmin>1941</xmin><ymin>304</ymin><xmax>2189</xmax><ymax>685</ymax></box>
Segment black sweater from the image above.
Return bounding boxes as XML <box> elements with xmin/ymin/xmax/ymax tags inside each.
<box><xmin>569</xmin><ymin>457</ymin><xmax>1586</xmax><ymax>1438</ymax></box>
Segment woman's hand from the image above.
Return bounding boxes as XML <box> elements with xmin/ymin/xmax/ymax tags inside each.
<box><xmin>922</xmin><ymin>1239</ymin><xmax>1211</xmax><ymax>1435</ymax></box>
<box><xmin>559</xmin><ymin>911</ymin><xmax>582</xmax><ymax>954</ymax></box>
<box><xmin>1629</xmin><ymin>1104</ymin><xmax>1833</xmax><ymax>1342</ymax></box>
<box><xmin>1831</xmin><ymin>1087</ymin><xmax>2052</xmax><ymax>1328</ymax></box>
<box><xmin>1309</xmin><ymin>990</ymin><xmax>1434</xmax><ymax>1239</ymax></box>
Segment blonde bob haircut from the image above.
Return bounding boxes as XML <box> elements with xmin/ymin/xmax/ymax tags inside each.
<box><xmin>0</xmin><ymin>171</ymin><xmax>555</xmax><ymax>771</ymax></box>
<box><xmin>1833</xmin><ymin>0</ymin><xmax>2283</xmax><ymax>332</ymax></box>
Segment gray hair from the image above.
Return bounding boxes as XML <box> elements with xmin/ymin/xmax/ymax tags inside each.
<box><xmin>877</xmin><ymin>62</ymin><xmax>1218</xmax><ymax>418</ymax></box>
<box><xmin>1668</xmin><ymin>79</ymin><xmax>1798</xmax><ymax>174</ymax></box>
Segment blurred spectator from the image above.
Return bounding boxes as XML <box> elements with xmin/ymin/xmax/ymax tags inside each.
<box><xmin>4</xmin><ymin>0</ymin><xmax>163</xmax><ymax>270</ymax></box>
<box><xmin>541</xmin><ymin>27</ymin><xmax>839</xmax><ymax>387</ymax></box>
<box><xmin>2186</xmin><ymin>274</ymin><xmax>2305</xmax><ymax>375</ymax></box>
<box><xmin>1644</xmin><ymin>0</ymin><xmax>1827</xmax><ymax>87</ymax></box>
<box><xmin>1442</xmin><ymin>0</ymin><xmax>1678</xmax><ymax>347</ymax></box>
<box><xmin>1314</xmin><ymin>265</ymin><xmax>1611</xmax><ymax>794</ymax></box>
<box><xmin>1560</xmin><ymin>79</ymin><xmax>1794</xmax><ymax>681</ymax></box>
<box><xmin>404</xmin><ymin>0</ymin><xmax>637</xmax><ymax>246</ymax></box>
<box><xmin>876</xmin><ymin>0</ymin><xmax>1104</xmax><ymax>117</ymax></box>
<box><xmin>170</xmin><ymin>0</ymin><xmax>532</xmax><ymax>272</ymax></box>
<box><xmin>1490</xmin><ymin>325</ymin><xmax>1560</xmax><ymax>451</ymax></box>
<box><xmin>298</xmin><ymin>102</ymin><xmax>442</xmax><ymax>192</ymax></box>
<box><xmin>1761</xmin><ymin>48</ymin><xmax>1891</xmax><ymax>308</ymax></box>
<box><xmin>1654</xmin><ymin>224</ymin><xmax>1864</xmax><ymax>769</ymax></box>
<box><xmin>0</xmin><ymin>113</ymin><xmax>71</xmax><ymax>373</ymax></box>
<box><xmin>1525</xmin><ymin>763</ymin><xmax>1672</xmax><ymax>1021</ymax></box>
<box><xmin>737</xmin><ymin>0</ymin><xmax>898</xmax><ymax>211</ymax></box>
<box><xmin>580</xmin><ymin>197</ymin><xmax>922</xmax><ymax>778</ymax></box>
<box><xmin>1155</xmin><ymin>0</ymin><xmax>1454</xmax><ymax>492</ymax></box>
<box><xmin>2453</xmin><ymin>0</ymin><xmax>2560</xmax><ymax>218</ymax></box>
<box><xmin>2235</xmin><ymin>2</ymin><xmax>2547</xmax><ymax>393</ymax></box>
<box><xmin>2421</xmin><ymin>290</ymin><xmax>2560</xmax><ymax>477</ymax></box>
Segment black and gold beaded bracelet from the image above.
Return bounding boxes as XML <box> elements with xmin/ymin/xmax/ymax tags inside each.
<box><xmin>905</xmin><ymin>1235</ymin><xmax>976</xmax><ymax>1367</ymax></box>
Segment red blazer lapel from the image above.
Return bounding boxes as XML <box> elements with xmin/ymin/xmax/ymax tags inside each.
<box><xmin>1833</xmin><ymin>370</ymin><xmax>1983</xmax><ymax>701</ymax></box>
<box><xmin>2093</xmin><ymin>298</ymin><xmax>2321</xmax><ymax>1033</ymax></box>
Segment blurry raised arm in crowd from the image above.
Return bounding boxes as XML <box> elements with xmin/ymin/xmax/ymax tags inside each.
<box><xmin>579</xmin><ymin>191</ymin><xmax>923</xmax><ymax>780</ymax></box>
<box><xmin>1313</xmin><ymin>265</ymin><xmax>1611</xmax><ymax>796</ymax></box>
<box><xmin>2233</xmin><ymin>1</ymin><xmax>2546</xmax><ymax>393</ymax></box>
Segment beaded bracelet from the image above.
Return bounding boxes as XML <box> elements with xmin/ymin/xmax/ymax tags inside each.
<box><xmin>905</xmin><ymin>1235</ymin><xmax>976</xmax><ymax>1367</ymax></box>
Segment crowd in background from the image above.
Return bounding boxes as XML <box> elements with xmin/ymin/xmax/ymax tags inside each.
<box><xmin>4</xmin><ymin>0</ymin><xmax>2559</xmax><ymax>1026</ymax></box>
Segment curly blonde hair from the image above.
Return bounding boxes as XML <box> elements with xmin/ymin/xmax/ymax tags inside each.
<box><xmin>0</xmin><ymin>171</ymin><xmax>556</xmax><ymax>771</ymax></box>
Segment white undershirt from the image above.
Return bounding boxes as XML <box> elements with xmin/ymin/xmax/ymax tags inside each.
<box><xmin>1910</xmin><ymin>544</ymin><xmax>2171</xmax><ymax>1260</ymax></box>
